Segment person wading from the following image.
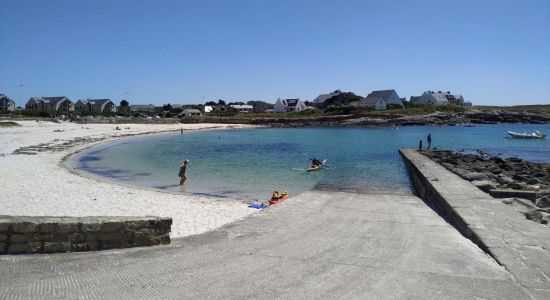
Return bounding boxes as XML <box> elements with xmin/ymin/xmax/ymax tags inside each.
<box><xmin>179</xmin><ymin>160</ymin><xmax>189</xmax><ymax>185</ymax></box>
<box><xmin>427</xmin><ymin>133</ymin><xmax>432</xmax><ymax>150</ymax></box>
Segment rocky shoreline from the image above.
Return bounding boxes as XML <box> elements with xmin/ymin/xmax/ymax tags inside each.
<box><xmin>424</xmin><ymin>150</ymin><xmax>550</xmax><ymax>225</ymax></box>
<box><xmin>181</xmin><ymin>109</ymin><xmax>550</xmax><ymax>127</ymax></box>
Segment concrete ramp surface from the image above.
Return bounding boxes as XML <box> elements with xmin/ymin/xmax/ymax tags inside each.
<box><xmin>0</xmin><ymin>191</ymin><xmax>529</xmax><ymax>299</ymax></box>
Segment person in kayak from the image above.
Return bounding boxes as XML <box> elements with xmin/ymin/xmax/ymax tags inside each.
<box><xmin>311</xmin><ymin>158</ymin><xmax>322</xmax><ymax>167</ymax></box>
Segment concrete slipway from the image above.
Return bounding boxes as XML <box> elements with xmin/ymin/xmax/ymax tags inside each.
<box><xmin>2</xmin><ymin>151</ymin><xmax>549</xmax><ymax>299</ymax></box>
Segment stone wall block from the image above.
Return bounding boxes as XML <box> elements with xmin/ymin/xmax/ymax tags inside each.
<box><xmin>100</xmin><ymin>240</ymin><xmax>129</xmax><ymax>250</ymax></box>
<box><xmin>134</xmin><ymin>229</ymin><xmax>156</xmax><ymax>246</ymax></box>
<box><xmin>43</xmin><ymin>242</ymin><xmax>71</xmax><ymax>253</ymax></box>
<box><xmin>158</xmin><ymin>233</ymin><xmax>171</xmax><ymax>245</ymax></box>
<box><xmin>101</xmin><ymin>222</ymin><xmax>123</xmax><ymax>232</ymax></box>
<box><xmin>12</xmin><ymin>222</ymin><xmax>37</xmax><ymax>234</ymax></box>
<box><xmin>97</xmin><ymin>231</ymin><xmax>126</xmax><ymax>242</ymax></box>
<box><xmin>124</xmin><ymin>220</ymin><xmax>150</xmax><ymax>231</ymax></box>
<box><xmin>10</xmin><ymin>234</ymin><xmax>28</xmax><ymax>243</ymax></box>
<box><xmin>87</xmin><ymin>240</ymin><xmax>98</xmax><ymax>251</ymax></box>
<box><xmin>27</xmin><ymin>242</ymin><xmax>42</xmax><ymax>253</ymax></box>
<box><xmin>40</xmin><ymin>233</ymin><xmax>55</xmax><ymax>242</ymax></box>
<box><xmin>151</xmin><ymin>219</ymin><xmax>172</xmax><ymax>234</ymax></box>
<box><xmin>67</xmin><ymin>233</ymin><xmax>85</xmax><ymax>243</ymax></box>
<box><xmin>70</xmin><ymin>243</ymin><xmax>88</xmax><ymax>252</ymax></box>
<box><xmin>0</xmin><ymin>216</ymin><xmax>171</xmax><ymax>254</ymax></box>
<box><xmin>0</xmin><ymin>220</ymin><xmax>10</xmax><ymax>233</ymax></box>
<box><xmin>55</xmin><ymin>223</ymin><xmax>80</xmax><ymax>234</ymax></box>
<box><xmin>38</xmin><ymin>223</ymin><xmax>57</xmax><ymax>234</ymax></box>
<box><xmin>82</xmin><ymin>223</ymin><xmax>101</xmax><ymax>233</ymax></box>
<box><xmin>9</xmin><ymin>243</ymin><xmax>31</xmax><ymax>254</ymax></box>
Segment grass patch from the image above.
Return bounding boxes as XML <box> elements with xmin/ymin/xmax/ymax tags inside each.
<box><xmin>476</xmin><ymin>104</ymin><xmax>550</xmax><ymax>112</ymax></box>
<box><xmin>0</xmin><ymin>121</ymin><xmax>21</xmax><ymax>127</ymax></box>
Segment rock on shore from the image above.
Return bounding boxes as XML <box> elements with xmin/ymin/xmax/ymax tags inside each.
<box><xmin>180</xmin><ymin>109</ymin><xmax>550</xmax><ymax>127</ymax></box>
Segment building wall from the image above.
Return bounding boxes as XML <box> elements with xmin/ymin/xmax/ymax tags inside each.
<box><xmin>418</xmin><ymin>92</ymin><xmax>449</xmax><ymax>105</ymax></box>
<box><xmin>0</xmin><ymin>99</ymin><xmax>16</xmax><ymax>111</ymax></box>
<box><xmin>375</xmin><ymin>99</ymin><xmax>387</xmax><ymax>110</ymax></box>
<box><xmin>274</xmin><ymin>99</ymin><xmax>286</xmax><ymax>113</ymax></box>
<box><xmin>386</xmin><ymin>91</ymin><xmax>404</xmax><ymax>108</ymax></box>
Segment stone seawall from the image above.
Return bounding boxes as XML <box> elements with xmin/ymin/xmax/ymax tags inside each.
<box><xmin>400</xmin><ymin>149</ymin><xmax>550</xmax><ymax>298</ymax></box>
<box><xmin>0</xmin><ymin>216</ymin><xmax>171</xmax><ymax>254</ymax></box>
<box><xmin>399</xmin><ymin>150</ymin><xmax>488</xmax><ymax>250</ymax></box>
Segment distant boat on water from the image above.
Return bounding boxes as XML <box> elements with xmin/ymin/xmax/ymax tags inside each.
<box><xmin>507</xmin><ymin>130</ymin><xmax>546</xmax><ymax>139</ymax></box>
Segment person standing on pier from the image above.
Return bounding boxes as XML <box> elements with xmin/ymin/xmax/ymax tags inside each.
<box><xmin>427</xmin><ymin>134</ymin><xmax>432</xmax><ymax>150</ymax></box>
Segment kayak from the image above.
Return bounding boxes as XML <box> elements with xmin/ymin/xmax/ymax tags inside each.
<box><xmin>269</xmin><ymin>191</ymin><xmax>289</xmax><ymax>206</ymax></box>
<box><xmin>306</xmin><ymin>159</ymin><xmax>327</xmax><ymax>172</ymax></box>
<box><xmin>306</xmin><ymin>165</ymin><xmax>321</xmax><ymax>172</ymax></box>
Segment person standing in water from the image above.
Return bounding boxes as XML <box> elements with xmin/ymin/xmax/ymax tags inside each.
<box><xmin>427</xmin><ymin>133</ymin><xmax>432</xmax><ymax>150</ymax></box>
<box><xmin>180</xmin><ymin>127</ymin><xmax>183</xmax><ymax>135</ymax></box>
<box><xmin>179</xmin><ymin>160</ymin><xmax>189</xmax><ymax>185</ymax></box>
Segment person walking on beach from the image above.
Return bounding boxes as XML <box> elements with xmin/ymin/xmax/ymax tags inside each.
<box><xmin>179</xmin><ymin>160</ymin><xmax>189</xmax><ymax>185</ymax></box>
<box><xmin>427</xmin><ymin>133</ymin><xmax>432</xmax><ymax>150</ymax></box>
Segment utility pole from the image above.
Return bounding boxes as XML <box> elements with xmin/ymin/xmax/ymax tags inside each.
<box><xmin>17</xmin><ymin>84</ymin><xmax>23</xmax><ymax>116</ymax></box>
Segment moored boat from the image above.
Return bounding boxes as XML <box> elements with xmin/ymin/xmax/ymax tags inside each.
<box><xmin>507</xmin><ymin>131</ymin><xmax>545</xmax><ymax>139</ymax></box>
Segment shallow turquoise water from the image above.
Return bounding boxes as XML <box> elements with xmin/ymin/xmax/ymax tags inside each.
<box><xmin>76</xmin><ymin>124</ymin><xmax>550</xmax><ymax>200</ymax></box>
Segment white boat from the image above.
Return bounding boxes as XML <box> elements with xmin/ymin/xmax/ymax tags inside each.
<box><xmin>507</xmin><ymin>130</ymin><xmax>546</xmax><ymax>139</ymax></box>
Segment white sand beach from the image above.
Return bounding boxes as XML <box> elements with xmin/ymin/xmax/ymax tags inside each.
<box><xmin>0</xmin><ymin>120</ymin><xmax>257</xmax><ymax>238</ymax></box>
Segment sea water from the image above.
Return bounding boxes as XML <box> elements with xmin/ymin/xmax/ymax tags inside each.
<box><xmin>75</xmin><ymin>124</ymin><xmax>550</xmax><ymax>200</ymax></box>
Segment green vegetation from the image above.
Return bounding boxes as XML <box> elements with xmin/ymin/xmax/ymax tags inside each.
<box><xmin>0</xmin><ymin>121</ymin><xmax>21</xmax><ymax>127</ymax></box>
<box><xmin>321</xmin><ymin>91</ymin><xmax>362</xmax><ymax>108</ymax></box>
<box><xmin>475</xmin><ymin>104</ymin><xmax>550</xmax><ymax>112</ymax></box>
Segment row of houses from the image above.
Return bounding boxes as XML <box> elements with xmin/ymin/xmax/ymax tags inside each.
<box><xmin>0</xmin><ymin>95</ymin><xmax>155</xmax><ymax>113</ymax></box>
<box><xmin>312</xmin><ymin>89</ymin><xmax>470</xmax><ymax>110</ymax></box>
<box><xmin>1</xmin><ymin>89</ymin><xmax>470</xmax><ymax>114</ymax></box>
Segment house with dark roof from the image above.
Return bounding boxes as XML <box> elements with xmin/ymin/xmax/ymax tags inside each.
<box><xmin>359</xmin><ymin>90</ymin><xmax>404</xmax><ymax>110</ymax></box>
<box><xmin>75</xmin><ymin>99</ymin><xmax>117</xmax><ymax>113</ymax></box>
<box><xmin>25</xmin><ymin>96</ymin><xmax>74</xmax><ymax>112</ymax></box>
<box><xmin>230</xmin><ymin>104</ymin><xmax>253</xmax><ymax>113</ymax></box>
<box><xmin>411</xmin><ymin>91</ymin><xmax>465</xmax><ymax>106</ymax></box>
<box><xmin>130</xmin><ymin>104</ymin><xmax>156</xmax><ymax>112</ymax></box>
<box><xmin>0</xmin><ymin>94</ymin><xmax>16</xmax><ymax>112</ymax></box>
<box><xmin>178</xmin><ymin>109</ymin><xmax>202</xmax><ymax>117</ymax></box>
<box><xmin>274</xmin><ymin>98</ymin><xmax>307</xmax><ymax>113</ymax></box>
<box><xmin>312</xmin><ymin>90</ymin><xmax>342</xmax><ymax>108</ymax></box>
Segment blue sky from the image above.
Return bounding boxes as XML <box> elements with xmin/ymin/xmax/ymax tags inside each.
<box><xmin>1</xmin><ymin>0</ymin><xmax>549</xmax><ymax>106</ymax></box>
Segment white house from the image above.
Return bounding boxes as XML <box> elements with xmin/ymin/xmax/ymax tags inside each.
<box><xmin>230</xmin><ymin>104</ymin><xmax>253</xmax><ymax>113</ymax></box>
<box><xmin>274</xmin><ymin>98</ymin><xmax>307</xmax><ymax>113</ymax></box>
<box><xmin>25</xmin><ymin>96</ymin><xmax>75</xmax><ymax>112</ymax></box>
<box><xmin>0</xmin><ymin>94</ymin><xmax>16</xmax><ymax>112</ymax></box>
<box><xmin>75</xmin><ymin>99</ymin><xmax>117</xmax><ymax>113</ymax></box>
<box><xmin>359</xmin><ymin>90</ymin><xmax>404</xmax><ymax>110</ymax></box>
<box><xmin>204</xmin><ymin>105</ymin><xmax>213</xmax><ymax>113</ymax></box>
<box><xmin>411</xmin><ymin>91</ymin><xmax>465</xmax><ymax>106</ymax></box>
<box><xmin>360</xmin><ymin>97</ymin><xmax>386</xmax><ymax>110</ymax></box>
